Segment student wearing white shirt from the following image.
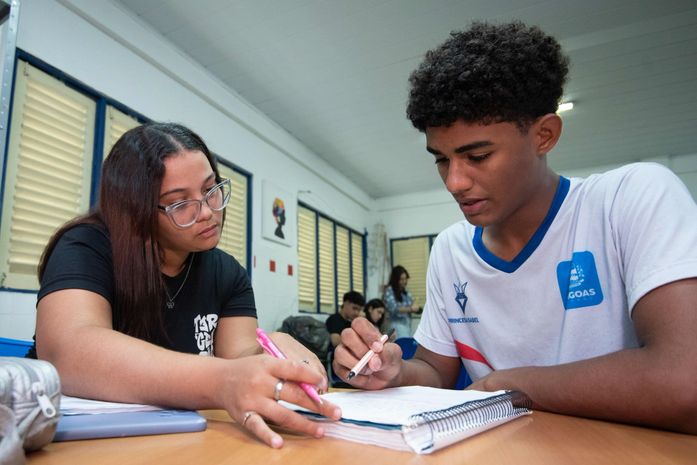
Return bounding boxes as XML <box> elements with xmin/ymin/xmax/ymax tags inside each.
<box><xmin>333</xmin><ymin>21</ymin><xmax>697</xmax><ymax>434</ymax></box>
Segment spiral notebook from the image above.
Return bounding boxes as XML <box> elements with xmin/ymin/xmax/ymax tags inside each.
<box><xmin>284</xmin><ymin>386</ymin><xmax>531</xmax><ymax>454</ymax></box>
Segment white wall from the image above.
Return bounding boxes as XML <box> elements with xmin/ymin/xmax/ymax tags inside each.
<box><xmin>0</xmin><ymin>0</ymin><xmax>373</xmax><ymax>339</ymax></box>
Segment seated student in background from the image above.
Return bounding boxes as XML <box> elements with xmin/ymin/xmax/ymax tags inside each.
<box><xmin>383</xmin><ymin>265</ymin><xmax>421</xmax><ymax>338</ymax></box>
<box><xmin>363</xmin><ymin>298</ymin><xmax>397</xmax><ymax>343</ymax></box>
<box><xmin>325</xmin><ymin>291</ymin><xmax>364</xmax><ymax>348</ymax></box>
<box><xmin>363</xmin><ymin>298</ymin><xmax>386</xmax><ymax>331</ymax></box>
<box><xmin>32</xmin><ymin>122</ymin><xmax>340</xmax><ymax>449</ymax></box>
<box><xmin>334</xmin><ymin>21</ymin><xmax>697</xmax><ymax>434</ymax></box>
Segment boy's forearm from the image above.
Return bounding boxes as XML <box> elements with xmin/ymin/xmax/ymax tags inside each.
<box><xmin>471</xmin><ymin>349</ymin><xmax>697</xmax><ymax>434</ymax></box>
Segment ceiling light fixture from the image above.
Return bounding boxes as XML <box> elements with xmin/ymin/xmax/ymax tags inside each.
<box><xmin>557</xmin><ymin>101</ymin><xmax>574</xmax><ymax>113</ymax></box>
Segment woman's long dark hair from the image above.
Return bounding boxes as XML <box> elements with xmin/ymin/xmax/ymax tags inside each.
<box><xmin>364</xmin><ymin>298</ymin><xmax>386</xmax><ymax>328</ymax></box>
<box><xmin>38</xmin><ymin>122</ymin><xmax>220</xmax><ymax>343</ymax></box>
<box><xmin>387</xmin><ymin>265</ymin><xmax>409</xmax><ymax>303</ymax></box>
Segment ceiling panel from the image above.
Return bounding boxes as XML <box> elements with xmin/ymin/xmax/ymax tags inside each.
<box><xmin>114</xmin><ymin>0</ymin><xmax>697</xmax><ymax>198</ymax></box>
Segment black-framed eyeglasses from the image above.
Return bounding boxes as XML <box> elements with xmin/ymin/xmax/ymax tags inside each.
<box><xmin>158</xmin><ymin>179</ymin><xmax>231</xmax><ymax>228</ymax></box>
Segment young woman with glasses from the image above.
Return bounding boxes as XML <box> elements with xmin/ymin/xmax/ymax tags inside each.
<box><xmin>32</xmin><ymin>122</ymin><xmax>340</xmax><ymax>448</ymax></box>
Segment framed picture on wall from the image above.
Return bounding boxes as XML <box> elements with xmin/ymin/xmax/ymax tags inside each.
<box><xmin>261</xmin><ymin>180</ymin><xmax>296</xmax><ymax>247</ymax></box>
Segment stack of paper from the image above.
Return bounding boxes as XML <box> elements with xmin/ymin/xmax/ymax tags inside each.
<box><xmin>60</xmin><ymin>395</ymin><xmax>164</xmax><ymax>415</ymax></box>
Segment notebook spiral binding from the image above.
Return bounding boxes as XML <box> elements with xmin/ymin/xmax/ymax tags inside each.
<box><xmin>402</xmin><ymin>391</ymin><xmax>531</xmax><ymax>453</ymax></box>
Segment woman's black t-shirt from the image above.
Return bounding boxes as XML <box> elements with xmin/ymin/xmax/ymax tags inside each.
<box><xmin>33</xmin><ymin>223</ymin><xmax>256</xmax><ymax>355</ymax></box>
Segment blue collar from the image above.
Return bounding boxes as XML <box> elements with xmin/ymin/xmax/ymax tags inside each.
<box><xmin>473</xmin><ymin>176</ymin><xmax>570</xmax><ymax>273</ymax></box>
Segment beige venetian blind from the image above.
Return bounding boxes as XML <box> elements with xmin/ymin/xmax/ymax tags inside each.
<box><xmin>351</xmin><ymin>232</ymin><xmax>364</xmax><ymax>294</ymax></box>
<box><xmin>335</xmin><ymin>225</ymin><xmax>350</xmax><ymax>301</ymax></box>
<box><xmin>297</xmin><ymin>205</ymin><xmax>317</xmax><ymax>311</ymax></box>
<box><xmin>0</xmin><ymin>60</ymin><xmax>96</xmax><ymax>289</ymax></box>
<box><xmin>217</xmin><ymin>164</ymin><xmax>248</xmax><ymax>268</ymax></box>
<box><xmin>103</xmin><ymin>105</ymin><xmax>139</xmax><ymax>159</ymax></box>
<box><xmin>318</xmin><ymin>216</ymin><xmax>335</xmax><ymax>314</ymax></box>
<box><xmin>392</xmin><ymin>237</ymin><xmax>430</xmax><ymax>307</ymax></box>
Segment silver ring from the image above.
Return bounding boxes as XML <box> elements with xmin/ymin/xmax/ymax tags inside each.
<box><xmin>273</xmin><ymin>380</ymin><xmax>284</xmax><ymax>401</ymax></box>
<box><xmin>241</xmin><ymin>411</ymin><xmax>256</xmax><ymax>427</ymax></box>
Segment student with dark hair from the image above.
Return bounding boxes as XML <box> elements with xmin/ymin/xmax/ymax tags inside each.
<box><xmin>383</xmin><ymin>265</ymin><xmax>420</xmax><ymax>338</ymax></box>
<box><xmin>334</xmin><ymin>21</ymin><xmax>697</xmax><ymax>434</ymax></box>
<box><xmin>32</xmin><ymin>122</ymin><xmax>340</xmax><ymax>449</ymax></box>
<box><xmin>325</xmin><ymin>291</ymin><xmax>365</xmax><ymax>348</ymax></box>
<box><xmin>363</xmin><ymin>298</ymin><xmax>386</xmax><ymax>330</ymax></box>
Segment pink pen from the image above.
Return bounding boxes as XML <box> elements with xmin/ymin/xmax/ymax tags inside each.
<box><xmin>255</xmin><ymin>327</ymin><xmax>323</xmax><ymax>404</ymax></box>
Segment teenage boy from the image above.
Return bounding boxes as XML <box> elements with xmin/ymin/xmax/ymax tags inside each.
<box><xmin>326</xmin><ymin>291</ymin><xmax>365</xmax><ymax>347</ymax></box>
<box><xmin>334</xmin><ymin>21</ymin><xmax>697</xmax><ymax>434</ymax></box>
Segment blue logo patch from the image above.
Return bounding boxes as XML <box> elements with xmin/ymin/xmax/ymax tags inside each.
<box><xmin>556</xmin><ymin>251</ymin><xmax>604</xmax><ymax>310</ymax></box>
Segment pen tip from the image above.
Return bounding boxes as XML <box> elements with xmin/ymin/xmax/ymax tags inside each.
<box><xmin>347</xmin><ymin>372</ymin><xmax>355</xmax><ymax>380</ymax></box>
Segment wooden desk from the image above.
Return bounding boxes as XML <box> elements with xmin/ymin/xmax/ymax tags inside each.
<box><xmin>28</xmin><ymin>410</ymin><xmax>697</xmax><ymax>465</ymax></box>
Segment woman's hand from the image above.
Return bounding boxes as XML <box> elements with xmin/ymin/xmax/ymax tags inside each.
<box><xmin>218</xmin><ymin>354</ymin><xmax>341</xmax><ymax>448</ymax></box>
<box><xmin>269</xmin><ymin>331</ymin><xmax>328</xmax><ymax>392</ymax></box>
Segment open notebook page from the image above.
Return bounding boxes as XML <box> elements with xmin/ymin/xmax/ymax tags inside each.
<box><xmin>286</xmin><ymin>386</ymin><xmax>507</xmax><ymax>425</ymax></box>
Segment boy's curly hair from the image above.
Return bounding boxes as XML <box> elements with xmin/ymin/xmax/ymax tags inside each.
<box><xmin>406</xmin><ymin>21</ymin><xmax>569</xmax><ymax>131</ymax></box>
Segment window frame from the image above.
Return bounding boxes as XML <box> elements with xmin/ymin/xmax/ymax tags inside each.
<box><xmin>297</xmin><ymin>201</ymin><xmax>366</xmax><ymax>314</ymax></box>
<box><xmin>215</xmin><ymin>157</ymin><xmax>253</xmax><ymax>275</ymax></box>
<box><xmin>389</xmin><ymin>234</ymin><xmax>437</xmax><ymax>308</ymax></box>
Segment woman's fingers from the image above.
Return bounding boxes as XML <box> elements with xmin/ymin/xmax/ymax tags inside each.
<box><xmin>274</xmin><ymin>378</ymin><xmax>341</xmax><ymax>419</ymax></box>
<box><xmin>271</xmin><ymin>358</ymin><xmax>325</xmax><ymax>390</ymax></box>
<box><xmin>268</xmin><ymin>332</ymin><xmax>329</xmax><ymax>388</ymax></box>
<box><xmin>263</xmin><ymin>398</ymin><xmax>329</xmax><ymax>437</ymax></box>
<box><xmin>227</xmin><ymin>355</ymin><xmax>343</xmax><ymax>448</ymax></box>
<box><xmin>241</xmin><ymin>400</ymin><xmax>327</xmax><ymax>446</ymax></box>
<box><xmin>258</xmin><ymin>357</ymin><xmax>341</xmax><ymax>418</ymax></box>
<box><xmin>238</xmin><ymin>378</ymin><xmax>341</xmax><ymax>447</ymax></box>
<box><xmin>240</xmin><ymin>409</ymin><xmax>285</xmax><ymax>448</ymax></box>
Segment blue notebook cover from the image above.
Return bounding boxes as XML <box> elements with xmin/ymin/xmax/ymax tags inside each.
<box><xmin>53</xmin><ymin>409</ymin><xmax>207</xmax><ymax>441</ymax></box>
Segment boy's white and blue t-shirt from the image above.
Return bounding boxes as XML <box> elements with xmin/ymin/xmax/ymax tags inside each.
<box><xmin>414</xmin><ymin>163</ymin><xmax>697</xmax><ymax>381</ymax></box>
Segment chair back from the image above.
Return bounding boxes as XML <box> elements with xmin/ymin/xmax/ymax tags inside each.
<box><xmin>0</xmin><ymin>337</ymin><xmax>32</xmax><ymax>357</ymax></box>
<box><xmin>394</xmin><ymin>337</ymin><xmax>418</xmax><ymax>359</ymax></box>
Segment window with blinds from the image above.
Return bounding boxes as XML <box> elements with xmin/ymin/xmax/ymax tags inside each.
<box><xmin>318</xmin><ymin>216</ymin><xmax>335</xmax><ymax>314</ymax></box>
<box><xmin>391</xmin><ymin>237</ymin><xmax>432</xmax><ymax>308</ymax></box>
<box><xmin>335</xmin><ymin>226</ymin><xmax>350</xmax><ymax>304</ymax></box>
<box><xmin>216</xmin><ymin>162</ymin><xmax>249</xmax><ymax>269</ymax></box>
<box><xmin>0</xmin><ymin>61</ymin><xmax>96</xmax><ymax>289</ymax></box>
<box><xmin>297</xmin><ymin>203</ymin><xmax>365</xmax><ymax>313</ymax></box>
<box><xmin>103</xmin><ymin>105</ymin><xmax>139</xmax><ymax>159</ymax></box>
<box><xmin>297</xmin><ymin>205</ymin><xmax>317</xmax><ymax>311</ymax></box>
<box><xmin>351</xmin><ymin>233</ymin><xmax>364</xmax><ymax>294</ymax></box>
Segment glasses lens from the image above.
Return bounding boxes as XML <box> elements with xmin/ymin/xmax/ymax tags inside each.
<box><xmin>169</xmin><ymin>201</ymin><xmax>199</xmax><ymax>227</ymax></box>
<box><xmin>206</xmin><ymin>180</ymin><xmax>231</xmax><ymax>211</ymax></box>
